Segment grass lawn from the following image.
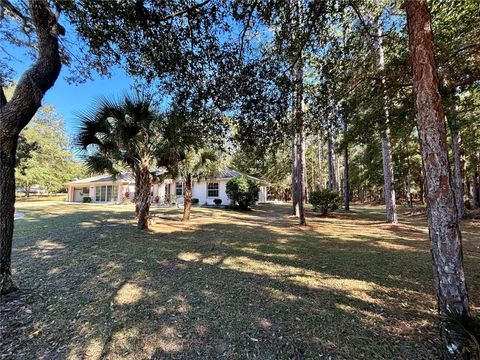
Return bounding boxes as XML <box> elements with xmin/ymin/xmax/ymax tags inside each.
<box><xmin>1</xmin><ymin>202</ymin><xmax>479</xmax><ymax>359</ymax></box>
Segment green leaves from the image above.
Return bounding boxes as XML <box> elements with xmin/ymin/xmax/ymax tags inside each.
<box><xmin>16</xmin><ymin>105</ymin><xmax>84</xmax><ymax>193</ymax></box>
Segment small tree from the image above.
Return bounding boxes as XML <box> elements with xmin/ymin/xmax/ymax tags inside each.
<box><xmin>310</xmin><ymin>189</ymin><xmax>340</xmax><ymax>215</ymax></box>
<box><xmin>226</xmin><ymin>177</ymin><xmax>259</xmax><ymax>210</ymax></box>
<box><xmin>77</xmin><ymin>96</ymin><xmax>164</xmax><ymax>230</ymax></box>
<box><xmin>176</xmin><ymin>149</ymin><xmax>222</xmax><ymax>221</ymax></box>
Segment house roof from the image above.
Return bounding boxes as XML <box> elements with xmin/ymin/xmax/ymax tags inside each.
<box><xmin>67</xmin><ymin>172</ymin><xmax>136</xmax><ymax>185</ymax></box>
<box><xmin>214</xmin><ymin>169</ymin><xmax>268</xmax><ymax>185</ymax></box>
<box><xmin>68</xmin><ymin>168</ymin><xmax>268</xmax><ymax>186</ymax></box>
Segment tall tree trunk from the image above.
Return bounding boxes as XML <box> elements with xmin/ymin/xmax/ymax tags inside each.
<box><xmin>472</xmin><ymin>157</ymin><xmax>479</xmax><ymax>209</ymax></box>
<box><xmin>293</xmin><ymin>55</ymin><xmax>306</xmax><ymax>225</ymax></box>
<box><xmin>450</xmin><ymin>122</ymin><xmax>466</xmax><ymax>219</ymax></box>
<box><xmin>377</xmin><ymin>20</ymin><xmax>398</xmax><ymax>224</ymax></box>
<box><xmin>405</xmin><ymin>142</ymin><xmax>413</xmax><ymax>209</ymax></box>
<box><xmin>327</xmin><ymin>136</ymin><xmax>335</xmax><ymax>190</ymax></box>
<box><xmin>344</xmin><ymin>122</ymin><xmax>350</xmax><ymax>211</ymax></box>
<box><xmin>472</xmin><ymin>172</ymin><xmax>479</xmax><ymax>209</ymax></box>
<box><xmin>182</xmin><ymin>175</ymin><xmax>192</xmax><ymax>221</ymax></box>
<box><xmin>406</xmin><ymin>1</ymin><xmax>470</xmax><ymax>357</ymax></box>
<box><xmin>317</xmin><ymin>134</ymin><xmax>323</xmax><ymax>190</ymax></box>
<box><xmin>291</xmin><ymin>124</ymin><xmax>298</xmax><ymax>215</ymax></box>
<box><xmin>0</xmin><ymin>0</ymin><xmax>63</xmax><ymax>295</ymax></box>
<box><xmin>137</xmin><ymin>164</ymin><xmax>151</xmax><ymax>230</ymax></box>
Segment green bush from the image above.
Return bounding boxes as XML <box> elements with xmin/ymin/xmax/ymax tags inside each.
<box><xmin>226</xmin><ymin>176</ymin><xmax>259</xmax><ymax>210</ymax></box>
<box><xmin>213</xmin><ymin>198</ymin><xmax>222</xmax><ymax>206</ymax></box>
<box><xmin>82</xmin><ymin>196</ymin><xmax>92</xmax><ymax>203</ymax></box>
<box><xmin>309</xmin><ymin>189</ymin><xmax>340</xmax><ymax>215</ymax></box>
<box><xmin>191</xmin><ymin>198</ymin><xmax>199</xmax><ymax>205</ymax></box>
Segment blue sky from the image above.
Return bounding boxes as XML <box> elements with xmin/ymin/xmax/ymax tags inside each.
<box><xmin>11</xmin><ymin>59</ymin><xmax>135</xmax><ymax>138</ymax></box>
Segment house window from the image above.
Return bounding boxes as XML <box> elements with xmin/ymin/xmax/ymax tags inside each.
<box><xmin>207</xmin><ymin>182</ymin><xmax>219</xmax><ymax>197</ymax></box>
<box><xmin>175</xmin><ymin>182</ymin><xmax>184</xmax><ymax>196</ymax></box>
<box><xmin>82</xmin><ymin>187</ymin><xmax>89</xmax><ymax>194</ymax></box>
<box><xmin>95</xmin><ymin>185</ymin><xmax>118</xmax><ymax>202</ymax></box>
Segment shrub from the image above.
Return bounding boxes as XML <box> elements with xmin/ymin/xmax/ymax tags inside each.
<box><xmin>226</xmin><ymin>176</ymin><xmax>259</xmax><ymax>210</ymax></box>
<box><xmin>309</xmin><ymin>189</ymin><xmax>340</xmax><ymax>215</ymax></box>
<box><xmin>191</xmin><ymin>198</ymin><xmax>199</xmax><ymax>204</ymax></box>
<box><xmin>213</xmin><ymin>198</ymin><xmax>222</xmax><ymax>206</ymax></box>
<box><xmin>82</xmin><ymin>196</ymin><xmax>92</xmax><ymax>203</ymax></box>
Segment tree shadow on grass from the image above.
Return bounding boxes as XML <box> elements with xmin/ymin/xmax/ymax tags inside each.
<box><xmin>4</xmin><ymin>203</ymin><xmax>478</xmax><ymax>359</ymax></box>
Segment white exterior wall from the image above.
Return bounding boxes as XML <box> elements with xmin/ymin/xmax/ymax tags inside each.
<box><xmin>258</xmin><ymin>185</ymin><xmax>267</xmax><ymax>203</ymax></box>
<box><xmin>69</xmin><ymin>177</ymin><xmax>267</xmax><ymax>206</ymax></box>
<box><xmin>190</xmin><ymin>180</ymin><xmax>230</xmax><ymax>206</ymax></box>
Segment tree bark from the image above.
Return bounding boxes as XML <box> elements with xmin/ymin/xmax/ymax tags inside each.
<box><xmin>293</xmin><ymin>54</ymin><xmax>306</xmax><ymax>225</ymax></box>
<box><xmin>291</xmin><ymin>122</ymin><xmax>298</xmax><ymax>215</ymax></box>
<box><xmin>343</xmin><ymin>122</ymin><xmax>350</xmax><ymax>211</ymax></box>
<box><xmin>472</xmin><ymin>157</ymin><xmax>479</xmax><ymax>209</ymax></box>
<box><xmin>406</xmin><ymin>1</ymin><xmax>470</xmax><ymax>357</ymax></box>
<box><xmin>0</xmin><ymin>0</ymin><xmax>63</xmax><ymax>296</ymax></box>
<box><xmin>450</xmin><ymin>122</ymin><xmax>466</xmax><ymax>219</ymax></box>
<box><xmin>136</xmin><ymin>164</ymin><xmax>151</xmax><ymax>230</ymax></box>
<box><xmin>327</xmin><ymin>136</ymin><xmax>335</xmax><ymax>190</ymax></box>
<box><xmin>182</xmin><ymin>174</ymin><xmax>192</xmax><ymax>221</ymax></box>
<box><xmin>317</xmin><ymin>134</ymin><xmax>323</xmax><ymax>190</ymax></box>
<box><xmin>0</xmin><ymin>136</ymin><xmax>18</xmax><ymax>295</ymax></box>
<box><xmin>472</xmin><ymin>167</ymin><xmax>480</xmax><ymax>209</ymax></box>
<box><xmin>377</xmin><ymin>20</ymin><xmax>398</xmax><ymax>224</ymax></box>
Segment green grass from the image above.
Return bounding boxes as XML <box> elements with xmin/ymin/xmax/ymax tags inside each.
<box><xmin>1</xmin><ymin>202</ymin><xmax>479</xmax><ymax>359</ymax></box>
<box><xmin>15</xmin><ymin>194</ymin><xmax>67</xmax><ymax>202</ymax></box>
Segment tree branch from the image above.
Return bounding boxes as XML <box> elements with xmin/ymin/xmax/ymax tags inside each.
<box><xmin>0</xmin><ymin>0</ymin><xmax>33</xmax><ymax>34</ymax></box>
<box><xmin>158</xmin><ymin>0</ymin><xmax>211</xmax><ymax>22</ymax></box>
<box><xmin>1</xmin><ymin>0</ymin><xmax>63</xmax><ymax>135</ymax></box>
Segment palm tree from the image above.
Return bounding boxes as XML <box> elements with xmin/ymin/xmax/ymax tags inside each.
<box><xmin>176</xmin><ymin>149</ymin><xmax>223</xmax><ymax>221</ymax></box>
<box><xmin>77</xmin><ymin>96</ymin><xmax>163</xmax><ymax>230</ymax></box>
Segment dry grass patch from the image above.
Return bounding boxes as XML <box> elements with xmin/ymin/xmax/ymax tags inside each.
<box><xmin>1</xmin><ymin>202</ymin><xmax>479</xmax><ymax>359</ymax></box>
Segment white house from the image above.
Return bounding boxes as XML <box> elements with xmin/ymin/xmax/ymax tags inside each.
<box><xmin>67</xmin><ymin>168</ymin><xmax>268</xmax><ymax>206</ymax></box>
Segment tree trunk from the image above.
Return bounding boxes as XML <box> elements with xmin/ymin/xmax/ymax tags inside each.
<box><xmin>377</xmin><ymin>20</ymin><xmax>398</xmax><ymax>224</ymax></box>
<box><xmin>0</xmin><ymin>137</ymin><xmax>19</xmax><ymax>295</ymax></box>
<box><xmin>137</xmin><ymin>164</ymin><xmax>151</xmax><ymax>230</ymax></box>
<box><xmin>472</xmin><ymin>159</ymin><xmax>479</xmax><ymax>209</ymax></box>
<box><xmin>344</xmin><ymin>121</ymin><xmax>350</xmax><ymax>211</ymax></box>
<box><xmin>317</xmin><ymin>134</ymin><xmax>323</xmax><ymax>190</ymax></box>
<box><xmin>25</xmin><ymin>183</ymin><xmax>31</xmax><ymax>198</ymax></box>
<box><xmin>0</xmin><ymin>0</ymin><xmax>63</xmax><ymax>296</ymax></box>
<box><xmin>291</xmin><ymin>124</ymin><xmax>298</xmax><ymax>215</ymax></box>
<box><xmin>134</xmin><ymin>171</ymin><xmax>140</xmax><ymax>217</ymax></box>
<box><xmin>450</xmin><ymin>123</ymin><xmax>466</xmax><ymax>219</ymax></box>
<box><xmin>182</xmin><ymin>175</ymin><xmax>192</xmax><ymax>221</ymax></box>
<box><xmin>293</xmin><ymin>54</ymin><xmax>306</xmax><ymax>225</ymax></box>
<box><xmin>406</xmin><ymin>1</ymin><xmax>471</xmax><ymax>357</ymax></box>
<box><xmin>328</xmin><ymin>136</ymin><xmax>335</xmax><ymax>190</ymax></box>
